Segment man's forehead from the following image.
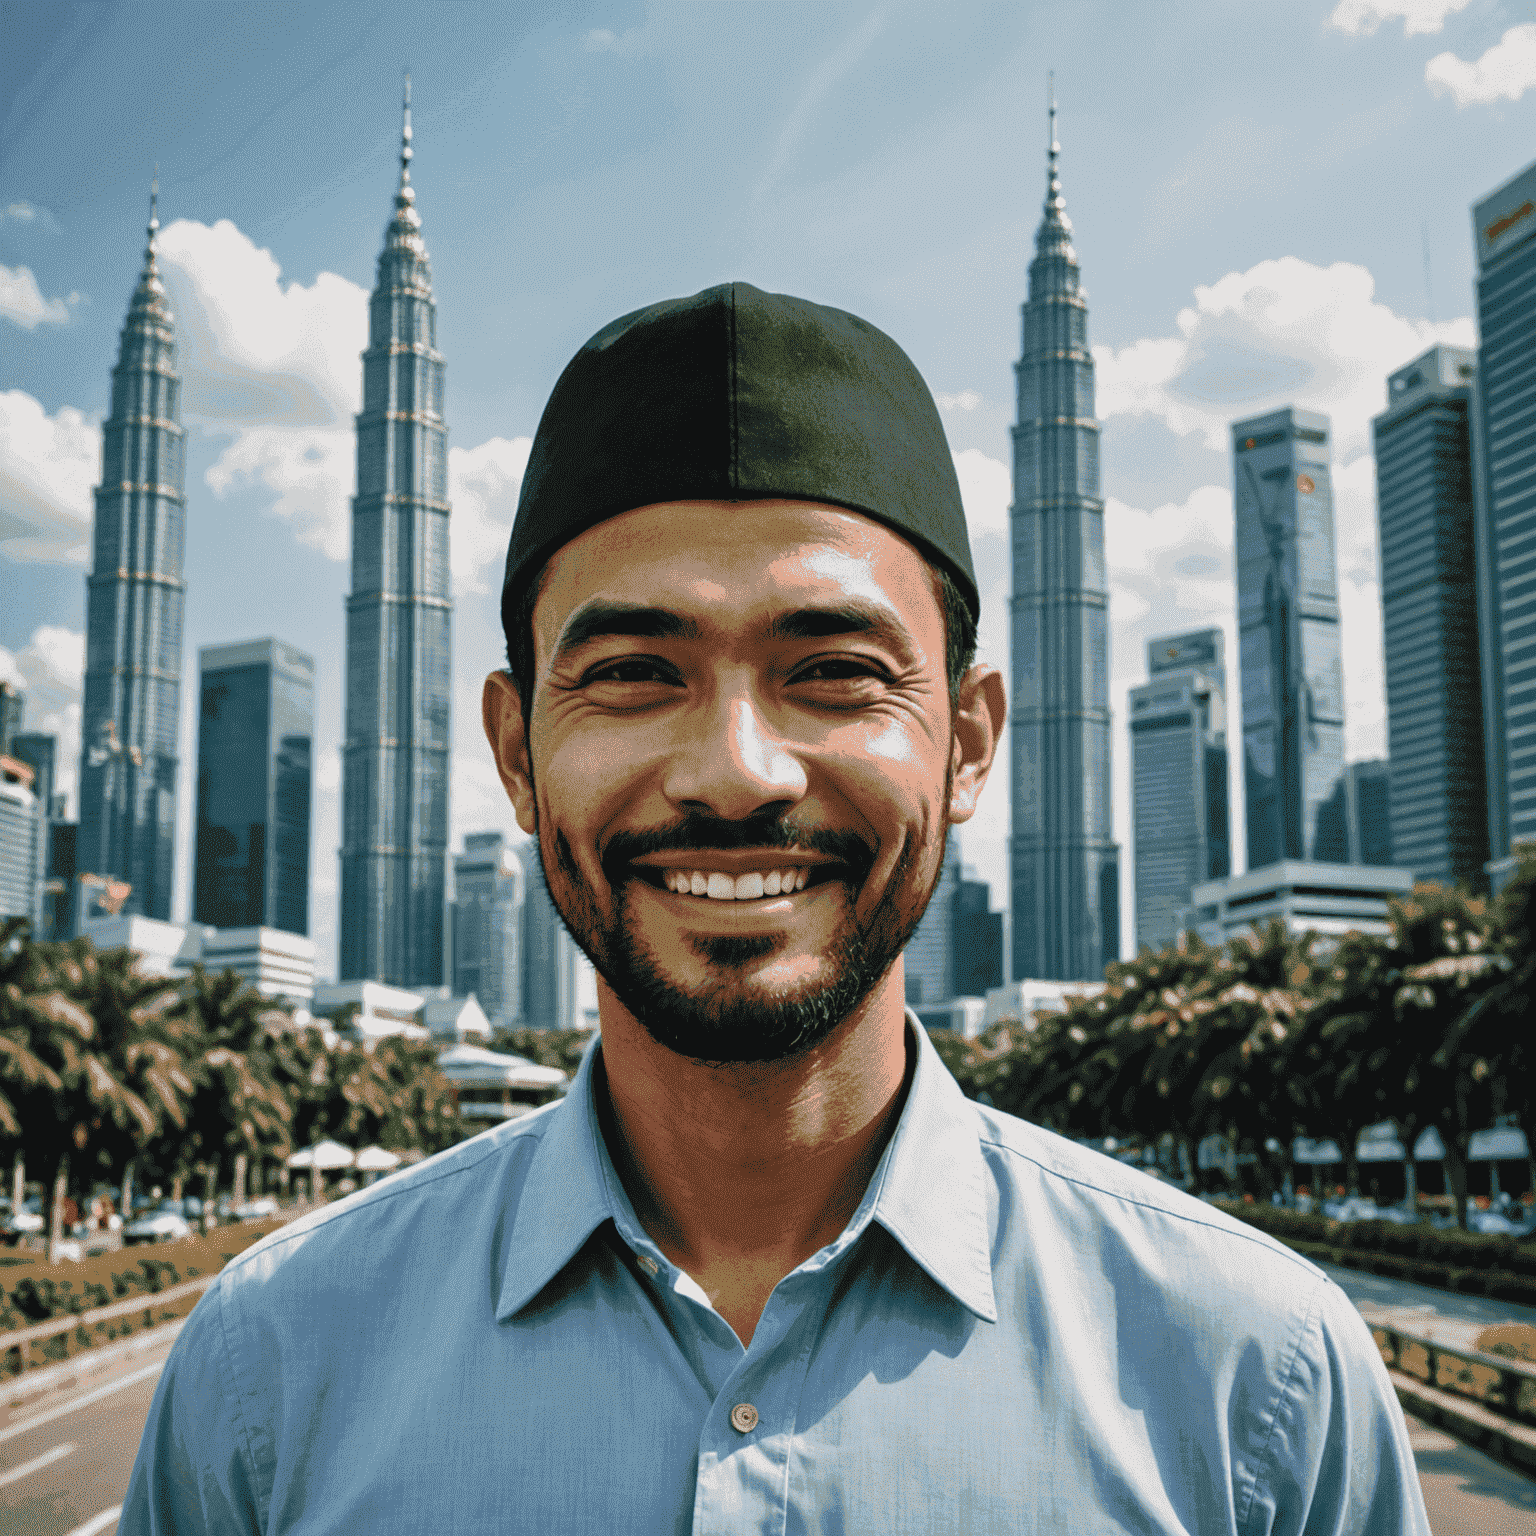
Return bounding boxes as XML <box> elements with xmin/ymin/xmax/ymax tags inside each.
<box><xmin>535</xmin><ymin>499</ymin><xmax>936</xmax><ymax>625</ymax></box>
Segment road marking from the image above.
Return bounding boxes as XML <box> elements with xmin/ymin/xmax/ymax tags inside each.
<box><xmin>0</xmin><ymin>1440</ymin><xmax>75</xmax><ymax>1487</ymax></box>
<box><xmin>0</xmin><ymin>1357</ymin><xmax>168</xmax><ymax>1445</ymax></box>
<box><xmin>64</xmin><ymin>1506</ymin><xmax>121</xmax><ymax>1536</ymax></box>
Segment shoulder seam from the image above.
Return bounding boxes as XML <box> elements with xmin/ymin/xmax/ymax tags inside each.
<box><xmin>226</xmin><ymin>1118</ymin><xmax>550</xmax><ymax>1274</ymax></box>
<box><xmin>212</xmin><ymin>1264</ymin><xmax>269</xmax><ymax>1530</ymax></box>
<box><xmin>976</xmin><ymin>1130</ymin><xmax>1319</xmax><ymax>1275</ymax></box>
<box><xmin>1236</xmin><ymin>1270</ymin><xmax>1327</xmax><ymax>1535</ymax></box>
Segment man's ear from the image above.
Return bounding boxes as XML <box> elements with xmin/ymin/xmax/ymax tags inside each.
<box><xmin>483</xmin><ymin>671</ymin><xmax>537</xmax><ymax>834</ymax></box>
<box><xmin>947</xmin><ymin>664</ymin><xmax>1006</xmax><ymax>823</ymax></box>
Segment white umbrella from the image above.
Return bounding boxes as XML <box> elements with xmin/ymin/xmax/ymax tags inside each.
<box><xmin>286</xmin><ymin>1147</ymin><xmax>315</xmax><ymax>1169</ymax></box>
<box><xmin>353</xmin><ymin>1146</ymin><xmax>401</xmax><ymax>1171</ymax></box>
<box><xmin>308</xmin><ymin>1139</ymin><xmax>356</xmax><ymax>1170</ymax></box>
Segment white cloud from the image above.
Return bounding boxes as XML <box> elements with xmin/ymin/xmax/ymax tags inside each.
<box><xmin>4</xmin><ymin>202</ymin><xmax>42</xmax><ymax>223</ymax></box>
<box><xmin>1328</xmin><ymin>0</ymin><xmax>1469</xmax><ymax>36</ymax></box>
<box><xmin>1426</xmin><ymin>23</ymin><xmax>1536</xmax><ymax>105</ymax></box>
<box><xmin>315</xmin><ymin>744</ymin><xmax>341</xmax><ymax>793</ymax></box>
<box><xmin>0</xmin><ymin>264</ymin><xmax>69</xmax><ymax>329</ymax></box>
<box><xmin>954</xmin><ymin>447</ymin><xmax>1010</xmax><ymax>539</ymax></box>
<box><xmin>202</xmin><ymin>425</ymin><xmax>356</xmax><ymax>561</ymax></box>
<box><xmin>1094</xmin><ymin>256</ymin><xmax>1474</xmax><ymax>461</ymax></box>
<box><xmin>936</xmin><ymin>390</ymin><xmax>983</xmax><ymax>412</ymax></box>
<box><xmin>449</xmin><ymin>437</ymin><xmax>531</xmax><ymax>593</ymax></box>
<box><xmin>0</xmin><ymin>625</ymin><xmax>85</xmax><ymax>814</ymax></box>
<box><xmin>0</xmin><ymin>390</ymin><xmax>98</xmax><ymax>564</ymax></box>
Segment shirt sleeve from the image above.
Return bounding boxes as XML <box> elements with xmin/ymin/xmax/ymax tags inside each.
<box><xmin>1244</xmin><ymin>1274</ymin><xmax>1431</xmax><ymax>1536</ymax></box>
<box><xmin>119</xmin><ymin>1281</ymin><xmax>264</xmax><ymax>1536</ymax></box>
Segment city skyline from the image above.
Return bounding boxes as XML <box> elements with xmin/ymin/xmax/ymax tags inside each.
<box><xmin>4</xmin><ymin>3</ymin><xmax>1531</xmax><ymax>975</ymax></box>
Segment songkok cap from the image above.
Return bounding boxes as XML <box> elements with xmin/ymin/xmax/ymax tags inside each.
<box><xmin>502</xmin><ymin>282</ymin><xmax>978</xmax><ymax>629</ymax></box>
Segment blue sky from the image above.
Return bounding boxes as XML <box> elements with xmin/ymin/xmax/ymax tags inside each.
<box><xmin>3</xmin><ymin>0</ymin><xmax>1534</xmax><ymax>979</ymax></box>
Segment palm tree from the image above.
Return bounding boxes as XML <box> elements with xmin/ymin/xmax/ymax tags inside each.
<box><xmin>163</xmin><ymin>966</ymin><xmax>295</xmax><ymax>1228</ymax></box>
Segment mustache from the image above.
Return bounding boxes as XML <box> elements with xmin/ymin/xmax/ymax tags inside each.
<box><xmin>602</xmin><ymin>813</ymin><xmax>873</xmax><ymax>883</ymax></box>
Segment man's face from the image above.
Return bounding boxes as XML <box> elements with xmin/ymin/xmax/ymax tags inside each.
<box><xmin>486</xmin><ymin>499</ymin><xmax>993</xmax><ymax>1064</ymax></box>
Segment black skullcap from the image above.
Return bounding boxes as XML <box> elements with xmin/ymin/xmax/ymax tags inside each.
<box><xmin>502</xmin><ymin>282</ymin><xmax>978</xmax><ymax>628</ymax></box>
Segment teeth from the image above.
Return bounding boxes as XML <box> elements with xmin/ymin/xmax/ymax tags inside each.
<box><xmin>661</xmin><ymin>867</ymin><xmax>817</xmax><ymax>898</ymax></box>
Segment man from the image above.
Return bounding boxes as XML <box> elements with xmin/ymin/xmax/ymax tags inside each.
<box><xmin>123</xmin><ymin>283</ymin><xmax>1427</xmax><ymax>1533</ymax></box>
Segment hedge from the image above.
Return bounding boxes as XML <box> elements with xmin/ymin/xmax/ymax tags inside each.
<box><xmin>1217</xmin><ymin>1202</ymin><xmax>1536</xmax><ymax>1307</ymax></box>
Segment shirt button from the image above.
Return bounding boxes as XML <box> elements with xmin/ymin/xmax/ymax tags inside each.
<box><xmin>729</xmin><ymin>1402</ymin><xmax>759</xmax><ymax>1434</ymax></box>
<box><xmin>635</xmin><ymin>1253</ymin><xmax>658</xmax><ymax>1276</ymax></box>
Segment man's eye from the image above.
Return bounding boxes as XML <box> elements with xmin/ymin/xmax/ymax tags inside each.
<box><xmin>793</xmin><ymin>659</ymin><xmax>887</xmax><ymax>683</ymax></box>
<box><xmin>584</xmin><ymin>659</ymin><xmax>678</xmax><ymax>686</ymax></box>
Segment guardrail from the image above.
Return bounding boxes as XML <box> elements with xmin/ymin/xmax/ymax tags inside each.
<box><xmin>0</xmin><ymin>1274</ymin><xmax>216</xmax><ymax>1359</ymax></box>
<box><xmin>1371</xmin><ymin>1321</ymin><xmax>1536</xmax><ymax>1425</ymax></box>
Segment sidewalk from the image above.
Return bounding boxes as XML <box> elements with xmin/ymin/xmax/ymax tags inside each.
<box><xmin>1320</xmin><ymin>1259</ymin><xmax>1536</xmax><ymax>1353</ymax></box>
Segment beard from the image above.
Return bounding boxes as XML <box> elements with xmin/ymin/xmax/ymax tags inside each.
<box><xmin>536</xmin><ymin>801</ymin><xmax>950</xmax><ymax>1066</ymax></box>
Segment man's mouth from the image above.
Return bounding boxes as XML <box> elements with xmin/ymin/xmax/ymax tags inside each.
<box><xmin>625</xmin><ymin>854</ymin><xmax>847</xmax><ymax>901</ymax></box>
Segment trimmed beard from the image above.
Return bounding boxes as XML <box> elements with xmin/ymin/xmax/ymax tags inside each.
<box><xmin>537</xmin><ymin>789</ymin><xmax>952</xmax><ymax>1065</ymax></box>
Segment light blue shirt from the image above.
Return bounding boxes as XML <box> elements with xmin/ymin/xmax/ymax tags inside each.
<box><xmin>123</xmin><ymin>1017</ymin><xmax>1428</xmax><ymax>1534</ymax></box>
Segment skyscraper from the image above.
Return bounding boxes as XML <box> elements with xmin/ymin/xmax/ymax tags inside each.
<box><xmin>1129</xmin><ymin>628</ymin><xmax>1230</xmax><ymax>954</ymax></box>
<box><xmin>339</xmin><ymin>80</ymin><xmax>452</xmax><ymax>985</ymax></box>
<box><xmin>193</xmin><ymin>639</ymin><xmax>314</xmax><ymax>933</ymax></box>
<box><xmin>10</xmin><ymin>732</ymin><xmax>61</xmax><ymax>935</ymax></box>
<box><xmin>77</xmin><ymin>183</ymin><xmax>186</xmax><ymax>920</ymax></box>
<box><xmin>453</xmin><ymin>832</ymin><xmax>523</xmax><ymax>1027</ymax></box>
<box><xmin>1470</xmin><ymin>157</ymin><xmax>1536</xmax><ymax>879</ymax></box>
<box><xmin>0</xmin><ymin>683</ymin><xmax>21</xmax><ymax>755</ymax></box>
<box><xmin>517</xmin><ymin>842</ymin><xmax>578</xmax><ymax>1032</ymax></box>
<box><xmin>1231</xmin><ymin>407</ymin><xmax>1346</xmax><ymax>869</ymax></box>
<box><xmin>1009</xmin><ymin>87</ymin><xmax>1118</xmax><ymax>982</ymax></box>
<box><xmin>1371</xmin><ymin>345</ymin><xmax>1486</xmax><ymax>888</ymax></box>
<box><xmin>904</xmin><ymin>838</ymin><xmax>961</xmax><ymax>1009</ymax></box>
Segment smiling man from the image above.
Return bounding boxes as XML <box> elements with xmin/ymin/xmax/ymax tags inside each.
<box><xmin>122</xmin><ymin>284</ymin><xmax>1427</xmax><ymax>1534</ymax></box>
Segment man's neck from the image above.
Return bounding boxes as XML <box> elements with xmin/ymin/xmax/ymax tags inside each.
<box><xmin>592</xmin><ymin>968</ymin><xmax>913</xmax><ymax>1346</ymax></box>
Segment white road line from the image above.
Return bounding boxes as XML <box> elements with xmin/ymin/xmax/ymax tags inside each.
<box><xmin>64</xmin><ymin>1506</ymin><xmax>121</xmax><ymax>1536</ymax></box>
<box><xmin>0</xmin><ymin>1358</ymin><xmax>167</xmax><ymax>1445</ymax></box>
<box><xmin>0</xmin><ymin>1440</ymin><xmax>75</xmax><ymax>1487</ymax></box>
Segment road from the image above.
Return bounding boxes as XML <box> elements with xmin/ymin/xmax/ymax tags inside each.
<box><xmin>0</xmin><ymin>1268</ymin><xmax>1532</xmax><ymax>1533</ymax></box>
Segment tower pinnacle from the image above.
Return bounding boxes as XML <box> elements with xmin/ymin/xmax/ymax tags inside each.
<box><xmin>131</xmin><ymin>166</ymin><xmax>171</xmax><ymax>325</ymax></box>
<box><xmin>1038</xmin><ymin>74</ymin><xmax>1073</xmax><ymax>257</ymax></box>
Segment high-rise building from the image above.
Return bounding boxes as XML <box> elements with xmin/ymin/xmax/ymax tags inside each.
<box><xmin>192</xmin><ymin>639</ymin><xmax>314</xmax><ymax>933</ymax></box>
<box><xmin>339</xmin><ymin>80</ymin><xmax>452</xmax><ymax>985</ymax></box>
<box><xmin>517</xmin><ymin>842</ymin><xmax>578</xmax><ymax>1032</ymax></box>
<box><xmin>1372</xmin><ymin>345</ymin><xmax>1487</xmax><ymax>888</ymax></box>
<box><xmin>952</xmin><ymin>866</ymin><xmax>1003</xmax><ymax>998</ymax></box>
<box><xmin>77</xmin><ymin>183</ymin><xmax>186</xmax><ymax>920</ymax></box>
<box><xmin>1231</xmin><ymin>407</ymin><xmax>1346</xmax><ymax>869</ymax></box>
<box><xmin>0</xmin><ymin>683</ymin><xmax>21</xmax><ymax>756</ymax></box>
<box><xmin>10</xmin><ymin>733</ymin><xmax>60</xmax><ymax>935</ymax></box>
<box><xmin>1341</xmin><ymin>759</ymin><xmax>1394</xmax><ymax>868</ymax></box>
<box><xmin>1009</xmin><ymin>89</ymin><xmax>1119</xmax><ymax>982</ymax></box>
<box><xmin>905</xmin><ymin>838</ymin><xmax>961</xmax><ymax>1009</ymax></box>
<box><xmin>1470</xmin><ymin>157</ymin><xmax>1536</xmax><ymax>880</ymax></box>
<box><xmin>0</xmin><ymin>754</ymin><xmax>42</xmax><ymax>924</ymax></box>
<box><xmin>1129</xmin><ymin>628</ymin><xmax>1230</xmax><ymax>954</ymax></box>
<box><xmin>453</xmin><ymin>832</ymin><xmax>524</xmax><ymax>1027</ymax></box>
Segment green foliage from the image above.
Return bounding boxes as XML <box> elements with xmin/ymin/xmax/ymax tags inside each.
<box><xmin>492</xmin><ymin>1027</ymin><xmax>595</xmax><ymax>1075</ymax></box>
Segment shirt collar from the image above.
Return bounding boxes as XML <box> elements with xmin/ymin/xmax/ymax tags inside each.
<box><xmin>496</xmin><ymin>1010</ymin><xmax>997</xmax><ymax>1325</ymax></box>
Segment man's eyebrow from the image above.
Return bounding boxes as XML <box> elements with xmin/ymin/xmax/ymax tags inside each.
<box><xmin>768</xmin><ymin>603</ymin><xmax>916</xmax><ymax>654</ymax></box>
<box><xmin>552</xmin><ymin>602</ymin><xmax>702</xmax><ymax>663</ymax></box>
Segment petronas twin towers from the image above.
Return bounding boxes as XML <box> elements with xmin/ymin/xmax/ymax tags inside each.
<box><xmin>81</xmin><ymin>88</ymin><xmax>451</xmax><ymax>987</ymax></box>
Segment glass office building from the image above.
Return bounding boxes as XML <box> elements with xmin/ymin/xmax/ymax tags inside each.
<box><xmin>1372</xmin><ymin>345</ymin><xmax>1486</xmax><ymax>888</ymax></box>
<box><xmin>77</xmin><ymin>188</ymin><xmax>186</xmax><ymax>920</ymax></box>
<box><xmin>453</xmin><ymin>832</ymin><xmax>523</xmax><ymax>1027</ymax></box>
<box><xmin>1231</xmin><ymin>407</ymin><xmax>1346</xmax><ymax>869</ymax></box>
<box><xmin>1130</xmin><ymin>628</ymin><xmax>1229</xmax><ymax>954</ymax></box>
<box><xmin>193</xmin><ymin>639</ymin><xmax>313</xmax><ymax>934</ymax></box>
<box><xmin>340</xmin><ymin>83</ymin><xmax>452</xmax><ymax>986</ymax></box>
<box><xmin>1471</xmin><ymin>157</ymin><xmax>1536</xmax><ymax>873</ymax></box>
<box><xmin>517</xmin><ymin>841</ymin><xmax>578</xmax><ymax>1032</ymax></box>
<box><xmin>1009</xmin><ymin>96</ymin><xmax>1119</xmax><ymax>981</ymax></box>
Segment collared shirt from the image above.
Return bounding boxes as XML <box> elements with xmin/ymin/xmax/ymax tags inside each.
<box><xmin>122</xmin><ymin>1017</ymin><xmax>1428</xmax><ymax>1534</ymax></box>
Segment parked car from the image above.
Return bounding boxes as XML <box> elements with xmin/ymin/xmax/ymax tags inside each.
<box><xmin>122</xmin><ymin>1203</ymin><xmax>193</xmax><ymax>1246</ymax></box>
<box><xmin>1</xmin><ymin>1196</ymin><xmax>44</xmax><ymax>1246</ymax></box>
<box><xmin>226</xmin><ymin>1197</ymin><xmax>279</xmax><ymax>1221</ymax></box>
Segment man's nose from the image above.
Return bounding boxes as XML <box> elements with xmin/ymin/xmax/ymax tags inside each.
<box><xmin>662</xmin><ymin>691</ymin><xmax>809</xmax><ymax>819</ymax></box>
